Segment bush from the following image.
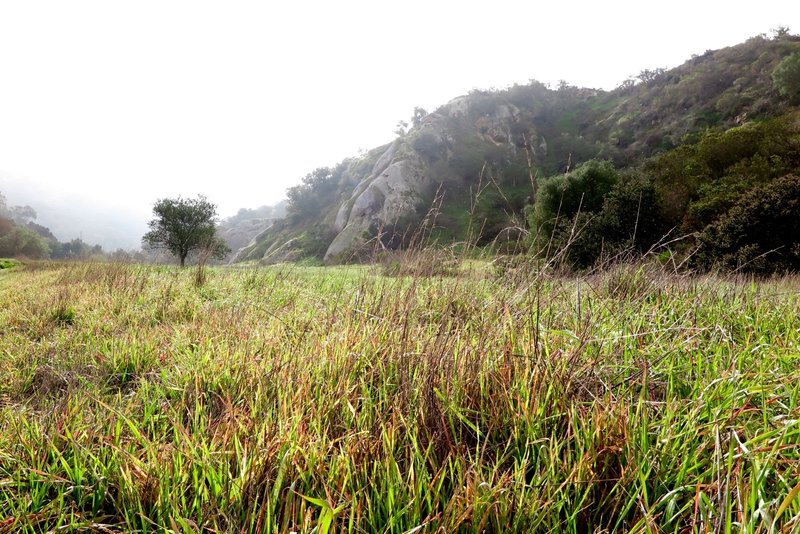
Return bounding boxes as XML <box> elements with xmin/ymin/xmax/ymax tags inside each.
<box><xmin>528</xmin><ymin>160</ymin><xmax>619</xmax><ymax>251</ymax></box>
<box><xmin>0</xmin><ymin>227</ymin><xmax>51</xmax><ymax>259</ymax></box>
<box><xmin>698</xmin><ymin>174</ymin><xmax>800</xmax><ymax>273</ymax></box>
<box><xmin>286</xmin><ymin>166</ymin><xmax>344</xmax><ymax>222</ymax></box>
<box><xmin>650</xmin><ymin>115</ymin><xmax>800</xmax><ymax>231</ymax></box>
<box><xmin>0</xmin><ymin>258</ymin><xmax>20</xmax><ymax>269</ymax></box>
<box><xmin>595</xmin><ymin>172</ymin><xmax>665</xmax><ymax>250</ymax></box>
<box><xmin>0</xmin><ymin>216</ymin><xmax>14</xmax><ymax>237</ymax></box>
<box><xmin>410</xmin><ymin>131</ymin><xmax>444</xmax><ymax>162</ymax></box>
<box><xmin>773</xmin><ymin>52</ymin><xmax>800</xmax><ymax>103</ymax></box>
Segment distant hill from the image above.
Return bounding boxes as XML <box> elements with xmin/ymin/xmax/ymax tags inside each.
<box><xmin>216</xmin><ymin>201</ymin><xmax>286</xmax><ymax>261</ymax></box>
<box><xmin>0</xmin><ymin>176</ymin><xmax>147</xmax><ymax>251</ymax></box>
<box><xmin>239</xmin><ymin>32</ymin><xmax>800</xmax><ymax>272</ymax></box>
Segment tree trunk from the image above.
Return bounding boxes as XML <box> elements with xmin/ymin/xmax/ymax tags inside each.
<box><xmin>180</xmin><ymin>255</ymin><xmax>186</xmax><ymax>268</ymax></box>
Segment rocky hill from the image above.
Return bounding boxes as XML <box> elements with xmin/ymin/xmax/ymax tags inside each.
<box><xmin>237</xmin><ymin>33</ymin><xmax>800</xmax><ymax>271</ymax></box>
<box><xmin>215</xmin><ymin>202</ymin><xmax>286</xmax><ymax>262</ymax></box>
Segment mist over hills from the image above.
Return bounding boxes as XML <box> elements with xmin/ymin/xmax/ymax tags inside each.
<box><xmin>0</xmin><ymin>175</ymin><xmax>147</xmax><ymax>250</ymax></box>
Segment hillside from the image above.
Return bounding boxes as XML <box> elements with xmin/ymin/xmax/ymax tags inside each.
<box><xmin>237</xmin><ymin>33</ymin><xmax>800</xmax><ymax>271</ymax></box>
<box><xmin>216</xmin><ymin>201</ymin><xmax>286</xmax><ymax>261</ymax></box>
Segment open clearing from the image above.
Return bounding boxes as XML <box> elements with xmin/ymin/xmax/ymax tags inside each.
<box><xmin>0</xmin><ymin>261</ymin><xmax>798</xmax><ymax>532</ymax></box>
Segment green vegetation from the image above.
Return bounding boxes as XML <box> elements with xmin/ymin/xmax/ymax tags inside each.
<box><xmin>1</xmin><ymin>261</ymin><xmax>799</xmax><ymax>532</ymax></box>
<box><xmin>0</xmin><ymin>258</ymin><xmax>20</xmax><ymax>270</ymax></box>
<box><xmin>517</xmin><ymin>110</ymin><xmax>800</xmax><ymax>273</ymax></box>
<box><xmin>252</xmin><ymin>33</ymin><xmax>800</xmax><ymax>269</ymax></box>
<box><xmin>0</xmin><ymin>226</ymin><xmax>50</xmax><ymax>259</ymax></box>
<box><xmin>0</xmin><ymin>191</ymin><xmax>109</xmax><ymax>261</ymax></box>
<box><xmin>143</xmin><ymin>196</ymin><xmax>230</xmax><ymax>268</ymax></box>
<box><xmin>698</xmin><ymin>174</ymin><xmax>800</xmax><ymax>272</ymax></box>
<box><xmin>773</xmin><ymin>52</ymin><xmax>800</xmax><ymax>103</ymax></box>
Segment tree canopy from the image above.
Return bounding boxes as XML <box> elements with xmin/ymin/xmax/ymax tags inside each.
<box><xmin>773</xmin><ymin>52</ymin><xmax>800</xmax><ymax>103</ymax></box>
<box><xmin>142</xmin><ymin>195</ymin><xmax>229</xmax><ymax>267</ymax></box>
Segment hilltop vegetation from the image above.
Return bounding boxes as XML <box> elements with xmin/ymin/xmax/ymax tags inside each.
<box><xmin>240</xmin><ymin>32</ymin><xmax>800</xmax><ymax>273</ymax></box>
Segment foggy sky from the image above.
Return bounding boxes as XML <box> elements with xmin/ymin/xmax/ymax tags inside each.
<box><xmin>0</xmin><ymin>0</ymin><xmax>797</xmax><ymax>249</ymax></box>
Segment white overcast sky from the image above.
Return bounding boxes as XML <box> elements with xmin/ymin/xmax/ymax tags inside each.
<box><xmin>0</xmin><ymin>0</ymin><xmax>798</xmax><ymax>247</ymax></box>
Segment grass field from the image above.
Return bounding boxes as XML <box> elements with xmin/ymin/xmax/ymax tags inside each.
<box><xmin>0</xmin><ymin>260</ymin><xmax>798</xmax><ymax>532</ymax></box>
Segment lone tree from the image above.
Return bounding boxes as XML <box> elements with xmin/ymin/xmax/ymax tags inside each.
<box><xmin>143</xmin><ymin>195</ymin><xmax>229</xmax><ymax>267</ymax></box>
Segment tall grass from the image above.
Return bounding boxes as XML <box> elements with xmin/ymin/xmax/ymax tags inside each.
<box><xmin>0</xmin><ymin>260</ymin><xmax>798</xmax><ymax>532</ymax></box>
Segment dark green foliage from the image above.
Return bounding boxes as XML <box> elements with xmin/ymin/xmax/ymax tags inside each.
<box><xmin>142</xmin><ymin>195</ymin><xmax>229</xmax><ymax>267</ymax></box>
<box><xmin>537</xmin><ymin>114</ymin><xmax>800</xmax><ymax>271</ymax></box>
<box><xmin>530</xmin><ymin>160</ymin><xmax>619</xmax><ymax>244</ymax></box>
<box><xmin>597</xmin><ymin>173</ymin><xmax>663</xmax><ymax>246</ymax></box>
<box><xmin>0</xmin><ymin>226</ymin><xmax>51</xmax><ymax>259</ymax></box>
<box><xmin>649</xmin><ymin>114</ymin><xmax>800</xmax><ymax>231</ymax></box>
<box><xmin>528</xmin><ymin>164</ymin><xmax>675</xmax><ymax>269</ymax></box>
<box><xmin>410</xmin><ymin>131</ymin><xmax>444</xmax><ymax>162</ymax></box>
<box><xmin>544</xmin><ymin>211</ymin><xmax>603</xmax><ymax>268</ymax></box>
<box><xmin>698</xmin><ymin>174</ymin><xmax>800</xmax><ymax>273</ymax></box>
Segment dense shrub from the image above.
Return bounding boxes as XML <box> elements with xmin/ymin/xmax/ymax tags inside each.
<box><xmin>0</xmin><ymin>226</ymin><xmax>51</xmax><ymax>259</ymax></box>
<box><xmin>528</xmin><ymin>160</ymin><xmax>619</xmax><ymax>249</ymax></box>
<box><xmin>536</xmin><ymin>174</ymin><xmax>666</xmax><ymax>270</ymax></box>
<box><xmin>286</xmin><ymin>166</ymin><xmax>344</xmax><ymax>222</ymax></box>
<box><xmin>595</xmin><ymin>172</ymin><xmax>666</xmax><ymax>250</ymax></box>
<box><xmin>698</xmin><ymin>174</ymin><xmax>800</xmax><ymax>273</ymax></box>
<box><xmin>649</xmin><ymin>114</ymin><xmax>800</xmax><ymax>231</ymax></box>
<box><xmin>773</xmin><ymin>52</ymin><xmax>800</xmax><ymax>103</ymax></box>
<box><xmin>0</xmin><ymin>216</ymin><xmax>14</xmax><ymax>237</ymax></box>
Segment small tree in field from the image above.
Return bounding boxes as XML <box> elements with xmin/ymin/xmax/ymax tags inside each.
<box><xmin>143</xmin><ymin>195</ymin><xmax>229</xmax><ymax>267</ymax></box>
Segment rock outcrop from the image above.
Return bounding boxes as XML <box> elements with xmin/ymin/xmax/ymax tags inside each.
<box><xmin>218</xmin><ymin>218</ymin><xmax>275</xmax><ymax>255</ymax></box>
<box><xmin>322</xmin><ymin>98</ymin><xmax>522</xmax><ymax>261</ymax></box>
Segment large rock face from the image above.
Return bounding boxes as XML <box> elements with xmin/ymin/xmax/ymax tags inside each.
<box><xmin>218</xmin><ymin>218</ymin><xmax>275</xmax><ymax>254</ymax></box>
<box><xmin>325</xmin><ymin>157</ymin><xmax>429</xmax><ymax>261</ymax></box>
<box><xmin>233</xmin><ymin>92</ymin><xmax>532</xmax><ymax>264</ymax></box>
<box><xmin>322</xmin><ymin>98</ymin><xmax>523</xmax><ymax>261</ymax></box>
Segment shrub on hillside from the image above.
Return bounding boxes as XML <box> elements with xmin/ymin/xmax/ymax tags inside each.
<box><xmin>0</xmin><ymin>216</ymin><xmax>14</xmax><ymax>237</ymax></box>
<box><xmin>773</xmin><ymin>52</ymin><xmax>800</xmax><ymax>103</ymax></box>
<box><xmin>698</xmin><ymin>174</ymin><xmax>800</xmax><ymax>273</ymax></box>
<box><xmin>650</xmin><ymin>115</ymin><xmax>800</xmax><ymax>231</ymax></box>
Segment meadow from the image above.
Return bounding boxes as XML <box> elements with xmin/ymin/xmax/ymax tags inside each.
<box><xmin>0</xmin><ymin>259</ymin><xmax>798</xmax><ymax>532</ymax></box>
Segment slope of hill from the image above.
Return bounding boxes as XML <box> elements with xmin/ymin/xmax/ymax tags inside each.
<box><xmin>215</xmin><ymin>201</ymin><xmax>286</xmax><ymax>261</ymax></box>
<box><xmin>239</xmin><ymin>33</ymin><xmax>800</xmax><ymax>271</ymax></box>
